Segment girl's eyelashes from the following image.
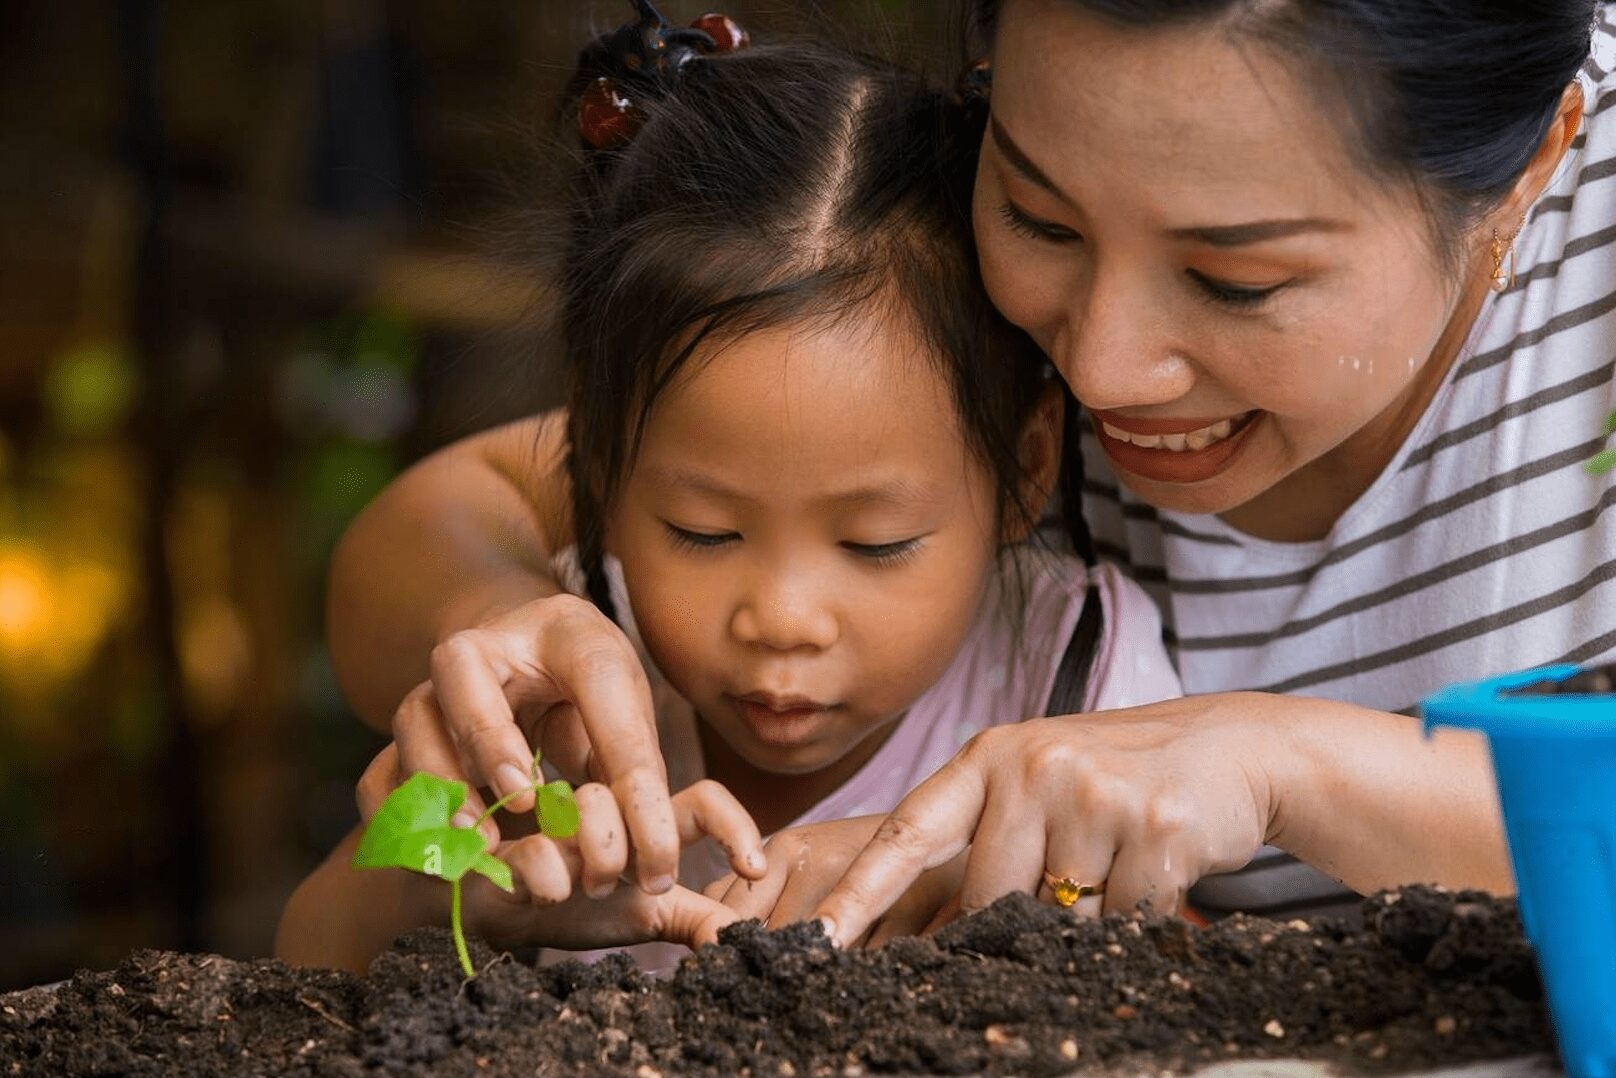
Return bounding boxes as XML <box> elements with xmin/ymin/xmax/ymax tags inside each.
<box><xmin>1188</xmin><ymin>270</ymin><xmax>1290</xmax><ymax>311</ymax></box>
<box><xmin>663</xmin><ymin>521</ymin><xmax>738</xmax><ymax>551</ymax></box>
<box><xmin>842</xmin><ymin>537</ymin><xmax>925</xmax><ymax>566</ymax></box>
<box><xmin>997</xmin><ymin>201</ymin><xmax>1080</xmax><ymax>243</ymax></box>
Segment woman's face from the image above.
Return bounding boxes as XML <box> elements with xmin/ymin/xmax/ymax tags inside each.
<box><xmin>975</xmin><ymin>0</ymin><xmax>1490</xmax><ymax>534</ymax></box>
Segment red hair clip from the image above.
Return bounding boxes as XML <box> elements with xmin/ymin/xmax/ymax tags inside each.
<box><xmin>576</xmin><ymin>3</ymin><xmax>750</xmax><ymax>151</ymax></box>
<box><xmin>578</xmin><ymin>77</ymin><xmax>643</xmax><ymax>150</ymax></box>
<box><xmin>691</xmin><ymin>13</ymin><xmax>750</xmax><ymax>52</ymax></box>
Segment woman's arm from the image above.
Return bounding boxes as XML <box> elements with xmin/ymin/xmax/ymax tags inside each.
<box><xmin>1260</xmin><ymin>694</ymin><xmax>1510</xmax><ymax>894</ymax></box>
<box><xmin>811</xmin><ymin>692</ymin><xmax>1512</xmax><ymax>947</ymax></box>
<box><xmin>275</xmin><ymin>827</ymin><xmax>448</xmax><ymax>975</ymax></box>
<box><xmin>327</xmin><ymin>412</ymin><xmax>571</xmax><ymax>733</ymax></box>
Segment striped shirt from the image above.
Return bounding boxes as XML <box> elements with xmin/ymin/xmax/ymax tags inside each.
<box><xmin>1081</xmin><ymin>11</ymin><xmax>1616</xmax><ymax>919</ymax></box>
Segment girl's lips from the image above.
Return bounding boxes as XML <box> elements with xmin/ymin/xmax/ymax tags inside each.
<box><xmin>728</xmin><ymin>694</ymin><xmax>835</xmax><ymax>747</ymax></box>
<box><xmin>1093</xmin><ymin>410</ymin><xmax>1263</xmax><ymax>485</ymax></box>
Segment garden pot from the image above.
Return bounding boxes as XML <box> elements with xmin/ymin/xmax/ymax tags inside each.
<box><xmin>1424</xmin><ymin>662</ymin><xmax>1616</xmax><ymax>1078</ymax></box>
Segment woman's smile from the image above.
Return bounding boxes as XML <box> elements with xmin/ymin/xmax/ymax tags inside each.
<box><xmin>1092</xmin><ymin>408</ymin><xmax>1263</xmax><ymax>485</ymax></box>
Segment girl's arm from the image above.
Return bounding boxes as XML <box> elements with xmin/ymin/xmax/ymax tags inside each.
<box><xmin>327</xmin><ymin>413</ymin><xmax>569</xmax><ymax>733</ymax></box>
<box><xmin>809</xmin><ymin>692</ymin><xmax>1510</xmax><ymax>947</ymax></box>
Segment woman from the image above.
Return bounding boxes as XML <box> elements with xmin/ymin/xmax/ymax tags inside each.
<box><xmin>330</xmin><ymin>0</ymin><xmax>1614</xmax><ymax>947</ymax></box>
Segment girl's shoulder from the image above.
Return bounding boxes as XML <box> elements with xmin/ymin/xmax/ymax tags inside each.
<box><xmin>911</xmin><ymin>548</ymin><xmax>1180</xmax><ymax>734</ymax></box>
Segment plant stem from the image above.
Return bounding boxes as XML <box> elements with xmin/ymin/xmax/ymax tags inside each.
<box><xmin>450</xmin><ymin>878</ymin><xmax>474</xmax><ymax>978</ymax></box>
<box><xmin>474</xmin><ymin>782</ymin><xmax>539</xmax><ymax>829</ymax></box>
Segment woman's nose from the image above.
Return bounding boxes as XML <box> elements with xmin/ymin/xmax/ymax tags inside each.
<box><xmin>1050</xmin><ymin>266</ymin><xmax>1195</xmax><ymax>412</ymax></box>
<box><xmin>729</xmin><ymin>572</ymin><xmax>839</xmax><ymax>652</ymax></box>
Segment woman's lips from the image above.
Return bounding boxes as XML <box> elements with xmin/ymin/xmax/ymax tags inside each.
<box><xmin>1092</xmin><ymin>409</ymin><xmax>1262</xmax><ymax>484</ymax></box>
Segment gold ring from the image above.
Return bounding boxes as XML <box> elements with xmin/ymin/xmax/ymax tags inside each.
<box><xmin>1043</xmin><ymin>871</ymin><xmax>1105</xmax><ymax>908</ymax></box>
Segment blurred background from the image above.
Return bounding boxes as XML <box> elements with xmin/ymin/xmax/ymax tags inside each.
<box><xmin>0</xmin><ymin>0</ymin><xmax>953</xmax><ymax>990</ymax></box>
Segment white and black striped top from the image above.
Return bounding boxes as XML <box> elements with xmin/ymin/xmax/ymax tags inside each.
<box><xmin>1082</xmin><ymin>11</ymin><xmax>1616</xmax><ymax>920</ymax></box>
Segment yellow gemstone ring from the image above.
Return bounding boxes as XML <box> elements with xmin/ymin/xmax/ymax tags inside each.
<box><xmin>1043</xmin><ymin>871</ymin><xmax>1106</xmax><ymax>908</ymax></box>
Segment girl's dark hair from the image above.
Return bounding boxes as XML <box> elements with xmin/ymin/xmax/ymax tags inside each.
<box><xmin>555</xmin><ymin>29</ymin><xmax>1087</xmax><ymax>618</ymax></box>
<box><xmin>968</xmin><ymin>0</ymin><xmax>1599</xmax><ymax>265</ymax></box>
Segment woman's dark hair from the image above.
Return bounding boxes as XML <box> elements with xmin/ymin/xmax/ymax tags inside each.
<box><xmin>968</xmin><ymin>0</ymin><xmax>1599</xmax><ymax>265</ymax></box>
<box><xmin>554</xmin><ymin>26</ymin><xmax>1087</xmax><ymax>618</ymax></box>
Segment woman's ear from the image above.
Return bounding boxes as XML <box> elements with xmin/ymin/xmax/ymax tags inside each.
<box><xmin>1005</xmin><ymin>379</ymin><xmax>1065</xmax><ymax>544</ymax></box>
<box><xmin>1498</xmin><ymin>79</ymin><xmax>1586</xmax><ymax>226</ymax></box>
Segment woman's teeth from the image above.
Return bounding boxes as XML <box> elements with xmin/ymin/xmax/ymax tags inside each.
<box><xmin>1101</xmin><ymin>417</ymin><xmax>1236</xmax><ymax>452</ymax></box>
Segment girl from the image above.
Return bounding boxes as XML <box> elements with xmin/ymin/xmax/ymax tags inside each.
<box><xmin>276</xmin><ymin>6</ymin><xmax>1178</xmax><ymax>974</ymax></box>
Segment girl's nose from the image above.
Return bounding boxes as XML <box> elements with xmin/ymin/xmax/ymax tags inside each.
<box><xmin>1051</xmin><ymin>266</ymin><xmax>1195</xmax><ymax>412</ymax></box>
<box><xmin>730</xmin><ymin>575</ymin><xmax>839</xmax><ymax>652</ymax></box>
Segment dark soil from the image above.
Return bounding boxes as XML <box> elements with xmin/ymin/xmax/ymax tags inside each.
<box><xmin>1</xmin><ymin>886</ymin><xmax>1550</xmax><ymax>1078</ymax></box>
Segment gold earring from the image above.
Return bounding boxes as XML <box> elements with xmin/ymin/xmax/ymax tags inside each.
<box><xmin>1489</xmin><ymin>213</ymin><xmax>1527</xmax><ymax>294</ymax></box>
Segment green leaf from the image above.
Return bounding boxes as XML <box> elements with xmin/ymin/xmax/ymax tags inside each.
<box><xmin>471</xmin><ymin>853</ymin><xmax>514</xmax><ymax>893</ymax></box>
<box><xmin>537</xmin><ymin>780</ymin><xmax>580</xmax><ymax>839</ymax></box>
<box><xmin>1586</xmin><ymin>448</ymin><xmax>1616</xmax><ymax>476</ymax></box>
<box><xmin>1603</xmin><ymin>411</ymin><xmax>1616</xmax><ymax>436</ymax></box>
<box><xmin>352</xmin><ymin>772</ymin><xmax>488</xmax><ymax>882</ymax></box>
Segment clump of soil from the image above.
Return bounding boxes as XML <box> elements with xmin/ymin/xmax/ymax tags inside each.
<box><xmin>1</xmin><ymin>886</ymin><xmax>1549</xmax><ymax>1078</ymax></box>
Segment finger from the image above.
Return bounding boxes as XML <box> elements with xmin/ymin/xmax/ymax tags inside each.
<box><xmin>355</xmin><ymin>742</ymin><xmax>402</xmax><ymax>824</ymax></box>
<box><xmin>672</xmin><ymin>780</ymin><xmax>767</xmax><ymax>880</ymax></box>
<box><xmin>533</xmin><ymin>701</ymin><xmax>591</xmax><ymax>783</ymax></box>
<box><xmin>764</xmin><ymin>842</ymin><xmax>835</xmax><ymax>929</ymax></box>
<box><xmin>955</xmin><ymin>791</ymin><xmax>1045</xmax><ymax>914</ymax></box>
<box><xmin>871</xmin><ymin>853</ymin><xmax>970</xmax><ymax>947</ymax></box>
<box><xmin>503</xmin><ymin>834</ymin><xmax>581</xmax><ymax>905</ymax></box>
<box><xmin>392</xmin><ymin>686</ymin><xmax>499</xmax><ymax>846</ymax></box>
<box><xmin>538</xmin><ymin>608</ymin><xmax>676</xmax><ymax>889</ymax></box>
<box><xmin>430</xmin><ymin>631</ymin><xmax>539</xmax><ymax>813</ymax></box>
<box><xmin>703</xmin><ymin>873</ymin><xmax>737</xmax><ymax>902</ymax></box>
<box><xmin>721</xmin><ymin>866</ymin><xmax>786</xmax><ymax>923</ymax></box>
<box><xmin>1102</xmin><ymin>836</ymin><xmax>1192</xmax><ymax>919</ymax></box>
<box><xmin>919</xmin><ymin>894</ymin><xmax>963</xmax><ymax>937</ymax></box>
<box><xmin>572</xmin><ymin>783</ymin><xmax>629</xmax><ymax>898</ymax></box>
<box><xmin>648</xmin><ymin>885</ymin><xmax>743</xmax><ymax>950</ymax></box>
<box><xmin>812</xmin><ymin>757</ymin><xmax>987</xmax><ymax>948</ymax></box>
<box><xmin>1040</xmin><ymin>812</ymin><xmax>1118</xmax><ymax>920</ymax></box>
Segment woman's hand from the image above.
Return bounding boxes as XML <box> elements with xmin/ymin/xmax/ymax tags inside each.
<box><xmin>812</xmin><ymin>695</ymin><xmax>1278</xmax><ymax>947</ymax></box>
<box><xmin>365</xmin><ymin>592</ymin><xmax>724</xmax><ymax>894</ymax></box>
<box><xmin>705</xmin><ymin>815</ymin><xmax>968</xmax><ymax>946</ymax></box>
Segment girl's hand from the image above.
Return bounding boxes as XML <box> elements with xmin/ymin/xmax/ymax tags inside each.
<box><xmin>812</xmin><ymin>695</ymin><xmax>1278</xmax><ymax>947</ymax></box>
<box><xmin>360</xmin><ymin>728</ymin><xmax>767</xmax><ymax>905</ymax></box>
<box><xmin>457</xmin><ymin>781</ymin><xmax>765</xmax><ymax>953</ymax></box>
<box><xmin>372</xmin><ymin>592</ymin><xmax>723</xmax><ymax>894</ymax></box>
<box><xmin>704</xmin><ymin>815</ymin><xmax>968</xmax><ymax>947</ymax></box>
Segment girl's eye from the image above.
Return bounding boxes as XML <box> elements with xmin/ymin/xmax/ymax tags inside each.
<box><xmin>997</xmin><ymin>201</ymin><xmax>1080</xmax><ymax>244</ymax></box>
<box><xmin>1188</xmin><ymin>270</ymin><xmax>1289</xmax><ymax>311</ymax></box>
<box><xmin>842</xmin><ymin>537</ymin><xmax>924</xmax><ymax>565</ymax></box>
<box><xmin>664</xmin><ymin>522</ymin><xmax>738</xmax><ymax>551</ymax></box>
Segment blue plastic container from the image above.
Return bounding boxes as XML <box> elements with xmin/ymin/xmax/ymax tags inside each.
<box><xmin>1423</xmin><ymin>664</ymin><xmax>1616</xmax><ymax>1078</ymax></box>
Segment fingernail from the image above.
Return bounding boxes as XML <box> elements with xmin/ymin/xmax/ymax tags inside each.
<box><xmin>586</xmin><ymin>882</ymin><xmax>614</xmax><ymax>900</ymax></box>
<box><xmin>646</xmin><ymin>874</ymin><xmax>674</xmax><ymax>895</ymax></box>
<box><xmin>818</xmin><ymin>917</ymin><xmax>838</xmax><ymax>945</ymax></box>
<box><xmin>747</xmin><ymin>851</ymin><xmax>766</xmax><ymax>872</ymax></box>
<box><xmin>496</xmin><ymin>763</ymin><xmax>532</xmax><ymax>799</ymax></box>
<box><xmin>451</xmin><ymin>810</ymin><xmax>478</xmax><ymax>831</ymax></box>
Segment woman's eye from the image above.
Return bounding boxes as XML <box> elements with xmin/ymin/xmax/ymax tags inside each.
<box><xmin>997</xmin><ymin>201</ymin><xmax>1080</xmax><ymax>244</ymax></box>
<box><xmin>842</xmin><ymin>537</ymin><xmax>924</xmax><ymax>565</ymax></box>
<box><xmin>1189</xmin><ymin>270</ymin><xmax>1288</xmax><ymax>310</ymax></box>
<box><xmin>663</xmin><ymin>522</ymin><xmax>738</xmax><ymax>550</ymax></box>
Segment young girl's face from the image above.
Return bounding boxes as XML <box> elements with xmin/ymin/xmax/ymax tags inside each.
<box><xmin>606</xmin><ymin>310</ymin><xmax>1008</xmax><ymax>779</ymax></box>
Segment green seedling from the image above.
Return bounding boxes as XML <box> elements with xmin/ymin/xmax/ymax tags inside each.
<box><xmin>1588</xmin><ymin>410</ymin><xmax>1616</xmax><ymax>476</ymax></box>
<box><xmin>352</xmin><ymin>754</ymin><xmax>580</xmax><ymax>978</ymax></box>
